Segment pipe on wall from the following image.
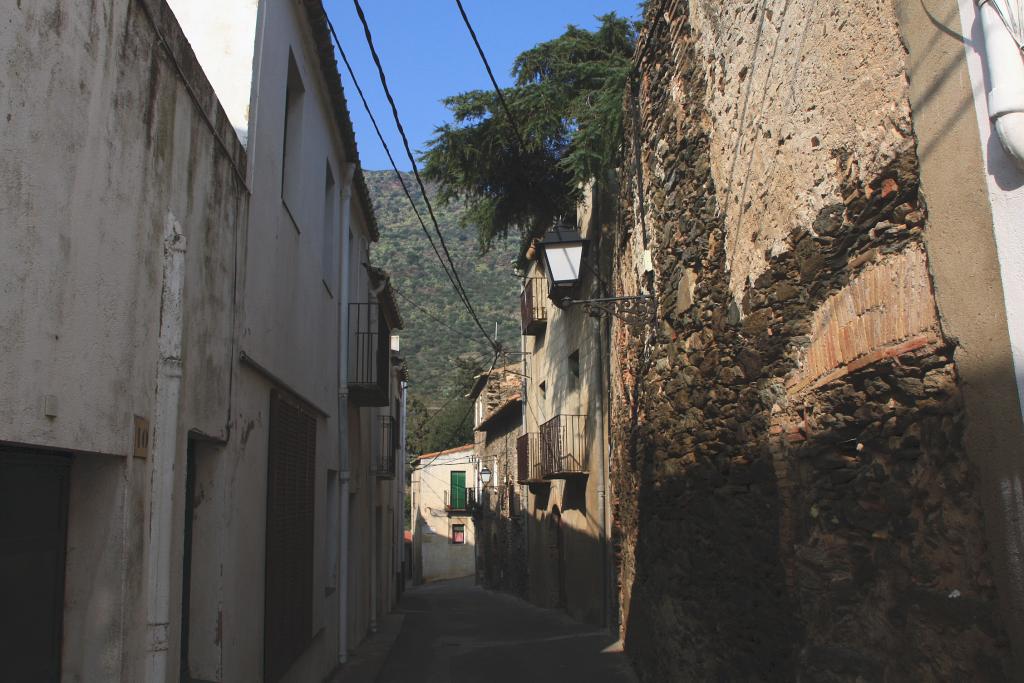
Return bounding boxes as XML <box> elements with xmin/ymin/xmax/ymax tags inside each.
<box><xmin>979</xmin><ymin>0</ymin><xmax>1024</xmax><ymax>170</ymax></box>
<box><xmin>144</xmin><ymin>212</ymin><xmax>188</xmax><ymax>683</ymax></box>
<box><xmin>337</xmin><ymin>162</ymin><xmax>355</xmax><ymax>664</ymax></box>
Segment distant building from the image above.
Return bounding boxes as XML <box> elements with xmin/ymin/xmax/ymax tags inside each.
<box><xmin>410</xmin><ymin>445</ymin><xmax>478</xmax><ymax>583</ymax></box>
<box><xmin>469</xmin><ymin>365</ymin><xmax>527</xmax><ymax>596</ymax></box>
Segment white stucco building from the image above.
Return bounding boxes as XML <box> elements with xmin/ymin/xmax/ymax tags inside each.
<box><xmin>411</xmin><ymin>445</ymin><xmax>479</xmax><ymax>583</ymax></box>
<box><xmin>0</xmin><ymin>1</ymin><xmax>407</xmax><ymax>681</ymax></box>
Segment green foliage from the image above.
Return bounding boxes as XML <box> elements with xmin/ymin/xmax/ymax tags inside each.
<box><xmin>421</xmin><ymin>13</ymin><xmax>638</xmax><ymax>251</ymax></box>
<box><xmin>366</xmin><ymin>170</ymin><xmax>518</xmax><ymax>454</ymax></box>
<box><xmin>404</xmin><ymin>357</ymin><xmax>482</xmax><ymax>455</ymax></box>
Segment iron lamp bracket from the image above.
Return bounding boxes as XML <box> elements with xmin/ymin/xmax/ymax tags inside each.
<box><xmin>561</xmin><ymin>295</ymin><xmax>657</xmax><ymax>329</ymax></box>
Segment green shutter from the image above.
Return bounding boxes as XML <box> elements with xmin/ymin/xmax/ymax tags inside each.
<box><xmin>450</xmin><ymin>471</ymin><xmax>466</xmax><ymax>510</ymax></box>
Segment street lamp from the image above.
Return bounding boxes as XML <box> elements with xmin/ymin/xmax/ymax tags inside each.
<box><xmin>539</xmin><ymin>220</ymin><xmax>585</xmax><ymax>301</ymax></box>
<box><xmin>479</xmin><ymin>466</ymin><xmax>492</xmax><ymax>486</ymax></box>
<box><xmin>536</xmin><ymin>220</ymin><xmax>657</xmax><ymax>331</ymax></box>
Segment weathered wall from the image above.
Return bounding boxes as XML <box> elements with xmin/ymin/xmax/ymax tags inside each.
<box><xmin>0</xmin><ymin>0</ymin><xmax>247</xmax><ymax>679</ymax></box>
<box><xmin>900</xmin><ymin>1</ymin><xmax>1024</xmax><ymax>673</ymax></box>
<box><xmin>475</xmin><ymin>409</ymin><xmax>528</xmax><ymax>598</ymax></box>
<box><xmin>521</xmin><ymin>189</ymin><xmax>613</xmax><ymax>626</ymax></box>
<box><xmin>611</xmin><ymin>0</ymin><xmax>1013</xmax><ymax>679</ymax></box>
<box><xmin>412</xmin><ymin>450</ymin><xmax>478</xmax><ymax>582</ymax></box>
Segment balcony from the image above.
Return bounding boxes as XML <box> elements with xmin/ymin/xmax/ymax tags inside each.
<box><xmin>373</xmin><ymin>415</ymin><xmax>396</xmax><ymax>479</ymax></box>
<box><xmin>520</xmin><ymin>276</ymin><xmax>548</xmax><ymax>336</ymax></box>
<box><xmin>445</xmin><ymin>486</ymin><xmax>470</xmax><ymax>513</ymax></box>
<box><xmin>516</xmin><ymin>433</ymin><xmax>547</xmax><ymax>485</ymax></box>
<box><xmin>540</xmin><ymin>414</ymin><xmax>587</xmax><ymax>479</ymax></box>
<box><xmin>349</xmin><ymin>303</ymin><xmax>391</xmax><ymax>407</ymax></box>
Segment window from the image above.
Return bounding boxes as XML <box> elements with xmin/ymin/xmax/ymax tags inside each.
<box><xmin>281</xmin><ymin>51</ymin><xmax>305</xmax><ymax>224</ymax></box>
<box><xmin>450</xmin><ymin>471</ymin><xmax>466</xmax><ymax>510</ymax></box>
<box><xmin>538</xmin><ymin>380</ymin><xmax>547</xmax><ymax>400</ymax></box>
<box><xmin>568</xmin><ymin>350</ymin><xmax>580</xmax><ymax>389</ymax></box>
<box><xmin>452</xmin><ymin>524</ymin><xmax>466</xmax><ymax>545</ymax></box>
<box><xmin>322</xmin><ymin>162</ymin><xmax>337</xmax><ymax>292</ymax></box>
<box><xmin>264</xmin><ymin>390</ymin><xmax>316</xmax><ymax>683</ymax></box>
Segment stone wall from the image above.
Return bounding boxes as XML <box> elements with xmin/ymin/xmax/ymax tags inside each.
<box><xmin>475</xmin><ymin>410</ymin><xmax>528</xmax><ymax>598</ymax></box>
<box><xmin>609</xmin><ymin>1</ymin><xmax>1011</xmax><ymax>679</ymax></box>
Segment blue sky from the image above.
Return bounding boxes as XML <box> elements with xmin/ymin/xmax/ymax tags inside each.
<box><xmin>324</xmin><ymin>0</ymin><xmax>643</xmax><ymax>171</ymax></box>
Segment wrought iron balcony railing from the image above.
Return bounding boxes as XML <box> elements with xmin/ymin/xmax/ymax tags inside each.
<box><xmin>540</xmin><ymin>414</ymin><xmax>587</xmax><ymax>478</ymax></box>
<box><xmin>516</xmin><ymin>433</ymin><xmax>547</xmax><ymax>484</ymax></box>
<box><xmin>520</xmin><ymin>276</ymin><xmax>548</xmax><ymax>336</ymax></box>
<box><xmin>374</xmin><ymin>415</ymin><xmax>396</xmax><ymax>479</ymax></box>
<box><xmin>445</xmin><ymin>486</ymin><xmax>469</xmax><ymax>513</ymax></box>
<box><xmin>349</xmin><ymin>302</ymin><xmax>391</xmax><ymax>407</ymax></box>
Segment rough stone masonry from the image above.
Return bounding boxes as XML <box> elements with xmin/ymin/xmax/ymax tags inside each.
<box><xmin>609</xmin><ymin>1</ymin><xmax>1012</xmax><ymax>680</ymax></box>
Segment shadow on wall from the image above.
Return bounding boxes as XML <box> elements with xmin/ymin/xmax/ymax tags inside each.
<box><xmin>414</xmin><ymin>505</ymin><xmax>475</xmax><ymax>583</ymax></box>
<box><xmin>610</xmin><ymin>4</ymin><xmax>1014</xmax><ymax>679</ymax></box>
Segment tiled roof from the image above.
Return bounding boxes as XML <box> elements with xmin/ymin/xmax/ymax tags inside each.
<box><xmin>415</xmin><ymin>444</ymin><xmax>474</xmax><ymax>461</ymax></box>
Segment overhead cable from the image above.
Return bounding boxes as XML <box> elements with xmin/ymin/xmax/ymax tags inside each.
<box><xmin>349</xmin><ymin>0</ymin><xmax>498</xmax><ymax>351</ymax></box>
<box><xmin>452</xmin><ymin>0</ymin><xmax>528</xmax><ymax>153</ymax></box>
<box><xmin>322</xmin><ymin>13</ymin><xmax>484</xmax><ymax>348</ymax></box>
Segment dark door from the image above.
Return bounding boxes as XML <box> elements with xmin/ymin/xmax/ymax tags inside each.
<box><xmin>0</xmin><ymin>451</ymin><xmax>71</xmax><ymax>682</ymax></box>
<box><xmin>180</xmin><ymin>439</ymin><xmax>197</xmax><ymax>682</ymax></box>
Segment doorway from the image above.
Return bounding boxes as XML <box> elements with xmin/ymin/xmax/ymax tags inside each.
<box><xmin>0</xmin><ymin>450</ymin><xmax>71</xmax><ymax>682</ymax></box>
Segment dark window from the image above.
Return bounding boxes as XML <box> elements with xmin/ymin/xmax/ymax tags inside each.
<box><xmin>568</xmin><ymin>350</ymin><xmax>580</xmax><ymax>389</ymax></box>
<box><xmin>452</xmin><ymin>524</ymin><xmax>466</xmax><ymax>545</ymax></box>
<box><xmin>281</xmin><ymin>51</ymin><xmax>305</xmax><ymax>221</ymax></box>
<box><xmin>322</xmin><ymin>162</ymin><xmax>337</xmax><ymax>291</ymax></box>
<box><xmin>264</xmin><ymin>390</ymin><xmax>316</xmax><ymax>683</ymax></box>
<box><xmin>538</xmin><ymin>381</ymin><xmax>547</xmax><ymax>400</ymax></box>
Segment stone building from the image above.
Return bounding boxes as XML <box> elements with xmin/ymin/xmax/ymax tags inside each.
<box><xmin>609</xmin><ymin>0</ymin><xmax>1024</xmax><ymax>680</ymax></box>
<box><xmin>469</xmin><ymin>365</ymin><xmax>527</xmax><ymax>596</ymax></box>
<box><xmin>515</xmin><ymin>188</ymin><xmax>617</xmax><ymax>627</ymax></box>
<box><xmin>410</xmin><ymin>445</ymin><xmax>479</xmax><ymax>583</ymax></box>
<box><xmin>0</xmin><ymin>1</ymin><xmax>407</xmax><ymax>681</ymax></box>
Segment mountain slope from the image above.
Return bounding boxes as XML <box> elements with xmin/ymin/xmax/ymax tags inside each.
<box><xmin>366</xmin><ymin>170</ymin><xmax>520</xmax><ymax>408</ymax></box>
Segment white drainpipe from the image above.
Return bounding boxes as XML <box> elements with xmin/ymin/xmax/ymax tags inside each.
<box><xmin>145</xmin><ymin>212</ymin><xmax>187</xmax><ymax>683</ymax></box>
<box><xmin>978</xmin><ymin>0</ymin><xmax>1024</xmax><ymax>170</ymax></box>
<box><xmin>337</xmin><ymin>163</ymin><xmax>355</xmax><ymax>664</ymax></box>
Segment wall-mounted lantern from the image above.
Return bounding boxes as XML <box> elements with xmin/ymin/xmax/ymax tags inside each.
<box><xmin>479</xmin><ymin>466</ymin><xmax>492</xmax><ymax>485</ymax></box>
<box><xmin>539</xmin><ymin>220</ymin><xmax>586</xmax><ymax>301</ymax></box>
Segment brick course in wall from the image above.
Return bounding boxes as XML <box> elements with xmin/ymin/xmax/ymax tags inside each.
<box><xmin>608</xmin><ymin>1</ymin><xmax>1011</xmax><ymax>680</ymax></box>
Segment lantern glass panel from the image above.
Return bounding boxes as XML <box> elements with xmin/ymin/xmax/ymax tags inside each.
<box><xmin>544</xmin><ymin>244</ymin><xmax>583</xmax><ymax>285</ymax></box>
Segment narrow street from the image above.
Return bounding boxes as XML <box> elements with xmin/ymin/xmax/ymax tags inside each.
<box><xmin>375</xmin><ymin>578</ymin><xmax>637</xmax><ymax>683</ymax></box>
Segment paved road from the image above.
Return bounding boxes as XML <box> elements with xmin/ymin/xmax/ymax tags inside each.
<box><xmin>375</xmin><ymin>577</ymin><xmax>638</xmax><ymax>683</ymax></box>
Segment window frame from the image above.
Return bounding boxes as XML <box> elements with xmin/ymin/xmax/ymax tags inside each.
<box><xmin>281</xmin><ymin>50</ymin><xmax>306</xmax><ymax>230</ymax></box>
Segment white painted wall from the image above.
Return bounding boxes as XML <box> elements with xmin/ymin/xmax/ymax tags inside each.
<box><xmin>412</xmin><ymin>449</ymin><xmax>478</xmax><ymax>581</ymax></box>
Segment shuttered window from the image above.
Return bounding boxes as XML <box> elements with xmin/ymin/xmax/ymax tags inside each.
<box><xmin>264</xmin><ymin>390</ymin><xmax>316</xmax><ymax>683</ymax></box>
<box><xmin>450</xmin><ymin>471</ymin><xmax>466</xmax><ymax>511</ymax></box>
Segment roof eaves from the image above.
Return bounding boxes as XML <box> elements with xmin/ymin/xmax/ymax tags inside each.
<box><xmin>301</xmin><ymin>1</ymin><xmax>380</xmax><ymax>243</ymax></box>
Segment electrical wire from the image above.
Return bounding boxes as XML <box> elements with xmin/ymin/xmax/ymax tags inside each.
<box><xmin>349</xmin><ymin>0</ymin><xmax>498</xmax><ymax>351</ymax></box>
<box><xmin>321</xmin><ymin>14</ymin><xmax>490</xmax><ymax>353</ymax></box>
<box><xmin>452</xmin><ymin>0</ymin><xmax>528</xmax><ymax>153</ymax></box>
